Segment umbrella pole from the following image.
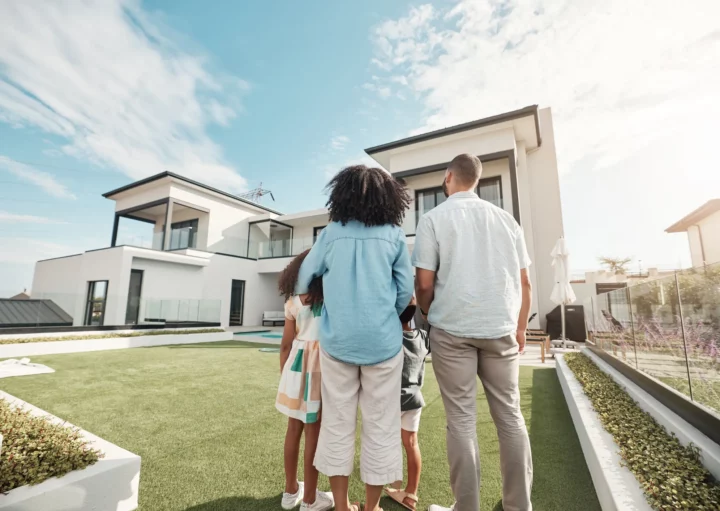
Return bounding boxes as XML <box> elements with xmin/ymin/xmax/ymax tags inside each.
<box><xmin>561</xmin><ymin>303</ymin><xmax>566</xmax><ymax>340</ymax></box>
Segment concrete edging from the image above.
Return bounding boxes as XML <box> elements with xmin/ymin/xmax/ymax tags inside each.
<box><xmin>555</xmin><ymin>353</ymin><xmax>652</xmax><ymax>511</ymax></box>
<box><xmin>0</xmin><ymin>330</ymin><xmax>231</xmax><ymax>358</ymax></box>
<box><xmin>582</xmin><ymin>347</ymin><xmax>720</xmax><ymax>480</ymax></box>
<box><xmin>0</xmin><ymin>391</ymin><xmax>141</xmax><ymax>511</ymax></box>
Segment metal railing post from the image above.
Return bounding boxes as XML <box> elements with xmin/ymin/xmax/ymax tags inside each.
<box><xmin>675</xmin><ymin>272</ymin><xmax>694</xmax><ymax>401</ymax></box>
<box><xmin>627</xmin><ymin>286</ymin><xmax>638</xmax><ymax>368</ymax></box>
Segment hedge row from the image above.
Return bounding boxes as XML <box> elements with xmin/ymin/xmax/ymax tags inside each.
<box><xmin>0</xmin><ymin>398</ymin><xmax>102</xmax><ymax>493</ymax></box>
<box><xmin>565</xmin><ymin>352</ymin><xmax>720</xmax><ymax>510</ymax></box>
<box><xmin>0</xmin><ymin>328</ymin><xmax>225</xmax><ymax>346</ymax></box>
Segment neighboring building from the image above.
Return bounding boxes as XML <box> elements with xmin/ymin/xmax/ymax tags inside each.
<box><xmin>31</xmin><ymin>105</ymin><xmax>564</xmax><ymax>329</ymax></box>
<box><xmin>666</xmin><ymin>199</ymin><xmax>720</xmax><ymax>268</ymax></box>
<box><xmin>0</xmin><ymin>299</ymin><xmax>73</xmax><ymax>328</ymax></box>
<box><xmin>571</xmin><ymin>268</ymin><xmax>677</xmax><ymax>306</ymax></box>
<box><xmin>10</xmin><ymin>290</ymin><xmax>30</xmax><ymax>300</ymax></box>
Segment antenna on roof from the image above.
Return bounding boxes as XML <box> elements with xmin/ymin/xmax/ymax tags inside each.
<box><xmin>238</xmin><ymin>182</ymin><xmax>275</xmax><ymax>204</ymax></box>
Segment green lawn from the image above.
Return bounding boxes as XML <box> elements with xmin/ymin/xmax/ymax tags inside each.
<box><xmin>0</xmin><ymin>341</ymin><xmax>600</xmax><ymax>511</ymax></box>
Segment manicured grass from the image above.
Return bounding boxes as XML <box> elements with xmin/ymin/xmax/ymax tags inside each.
<box><xmin>0</xmin><ymin>341</ymin><xmax>599</xmax><ymax>510</ymax></box>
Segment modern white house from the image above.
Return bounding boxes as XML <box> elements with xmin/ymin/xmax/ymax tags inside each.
<box><xmin>666</xmin><ymin>199</ymin><xmax>720</xmax><ymax>268</ymax></box>
<box><xmin>31</xmin><ymin>105</ymin><xmax>564</xmax><ymax>329</ymax></box>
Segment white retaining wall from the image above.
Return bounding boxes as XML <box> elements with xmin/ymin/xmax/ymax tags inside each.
<box><xmin>0</xmin><ymin>330</ymin><xmax>231</xmax><ymax>359</ymax></box>
<box><xmin>0</xmin><ymin>391</ymin><xmax>141</xmax><ymax>511</ymax></box>
<box><xmin>556</xmin><ymin>354</ymin><xmax>652</xmax><ymax>511</ymax></box>
<box><xmin>582</xmin><ymin>348</ymin><xmax>720</xmax><ymax>480</ymax></box>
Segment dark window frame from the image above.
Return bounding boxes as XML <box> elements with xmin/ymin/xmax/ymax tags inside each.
<box><xmin>84</xmin><ymin>280</ymin><xmax>109</xmax><ymax>326</ymax></box>
<box><xmin>125</xmin><ymin>269</ymin><xmax>144</xmax><ymax>325</ymax></box>
<box><xmin>163</xmin><ymin>218</ymin><xmax>199</xmax><ymax>250</ymax></box>
<box><xmin>313</xmin><ymin>226</ymin><xmax>326</xmax><ymax>243</ymax></box>
<box><xmin>229</xmin><ymin>279</ymin><xmax>246</xmax><ymax>326</ymax></box>
<box><xmin>414</xmin><ymin>176</ymin><xmax>504</xmax><ymax>225</ymax></box>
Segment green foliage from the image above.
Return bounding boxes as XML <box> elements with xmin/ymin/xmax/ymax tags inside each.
<box><xmin>599</xmin><ymin>256</ymin><xmax>632</xmax><ymax>274</ymax></box>
<box><xmin>0</xmin><ymin>328</ymin><xmax>225</xmax><ymax>346</ymax></box>
<box><xmin>0</xmin><ymin>398</ymin><xmax>102</xmax><ymax>493</ymax></box>
<box><xmin>565</xmin><ymin>352</ymin><xmax>720</xmax><ymax>510</ymax></box>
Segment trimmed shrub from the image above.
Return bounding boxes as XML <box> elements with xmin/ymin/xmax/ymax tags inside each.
<box><xmin>0</xmin><ymin>398</ymin><xmax>102</xmax><ymax>493</ymax></box>
<box><xmin>565</xmin><ymin>352</ymin><xmax>720</xmax><ymax>510</ymax></box>
<box><xmin>0</xmin><ymin>328</ymin><xmax>225</xmax><ymax>346</ymax></box>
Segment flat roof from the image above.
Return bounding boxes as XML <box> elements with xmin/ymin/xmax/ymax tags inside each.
<box><xmin>665</xmin><ymin>199</ymin><xmax>720</xmax><ymax>233</ymax></box>
<box><xmin>364</xmin><ymin>105</ymin><xmax>541</xmax><ymax>155</ymax></box>
<box><xmin>102</xmin><ymin>171</ymin><xmax>283</xmax><ymax>215</ymax></box>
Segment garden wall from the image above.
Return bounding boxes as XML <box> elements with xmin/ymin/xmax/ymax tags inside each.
<box><xmin>0</xmin><ymin>391</ymin><xmax>141</xmax><ymax>511</ymax></box>
<box><xmin>0</xmin><ymin>330</ymin><xmax>231</xmax><ymax>359</ymax></box>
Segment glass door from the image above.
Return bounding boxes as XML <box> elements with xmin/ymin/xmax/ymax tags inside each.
<box><xmin>125</xmin><ymin>270</ymin><xmax>144</xmax><ymax>324</ymax></box>
<box><xmin>229</xmin><ymin>280</ymin><xmax>245</xmax><ymax>326</ymax></box>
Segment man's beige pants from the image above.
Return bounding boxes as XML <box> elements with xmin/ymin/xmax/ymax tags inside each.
<box><xmin>431</xmin><ymin>328</ymin><xmax>533</xmax><ymax>511</ymax></box>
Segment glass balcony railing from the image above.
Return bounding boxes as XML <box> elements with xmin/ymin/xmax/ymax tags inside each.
<box><xmin>255</xmin><ymin>237</ymin><xmax>316</xmax><ymax>259</ymax></box>
<box><xmin>586</xmin><ymin>261</ymin><xmax>720</xmax><ymax>416</ymax></box>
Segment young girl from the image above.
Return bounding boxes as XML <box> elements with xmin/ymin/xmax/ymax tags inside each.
<box><xmin>296</xmin><ymin>165</ymin><xmax>414</xmax><ymax>511</ymax></box>
<box><xmin>276</xmin><ymin>250</ymin><xmax>334</xmax><ymax>511</ymax></box>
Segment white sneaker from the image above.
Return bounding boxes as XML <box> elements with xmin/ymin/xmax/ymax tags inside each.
<box><xmin>427</xmin><ymin>504</ymin><xmax>455</xmax><ymax>511</ymax></box>
<box><xmin>281</xmin><ymin>481</ymin><xmax>304</xmax><ymax>509</ymax></box>
<box><xmin>300</xmin><ymin>490</ymin><xmax>334</xmax><ymax>511</ymax></box>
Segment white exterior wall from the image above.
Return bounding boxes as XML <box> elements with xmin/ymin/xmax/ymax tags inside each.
<box><xmin>687</xmin><ymin>226</ymin><xmax>705</xmax><ymax>268</ymax></box>
<box><xmin>114</xmin><ymin>182</ymin><xmax>171</xmax><ymax>212</ymax></box>
<box><xmin>388</xmin><ymin>127</ymin><xmax>516</xmax><ymax>173</ymax></box>
<box><xmin>201</xmin><ymin>254</ymin><xmax>284</xmax><ymax>326</ymax></box>
<box><xmin>169</xmin><ymin>183</ymin><xmax>268</xmax><ymax>255</ymax></box>
<box><xmin>31</xmin><ymin>255</ymin><xmax>84</xmax><ymax>322</ymax></box>
<box><xmin>698</xmin><ymin>211</ymin><xmax>720</xmax><ymax>266</ymax></box>
<box><xmin>525</xmin><ymin>108</ymin><xmax>564</xmax><ymax>327</ymax></box>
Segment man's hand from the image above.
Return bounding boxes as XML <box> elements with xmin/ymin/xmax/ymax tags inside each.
<box><xmin>516</xmin><ymin>329</ymin><xmax>526</xmax><ymax>354</ymax></box>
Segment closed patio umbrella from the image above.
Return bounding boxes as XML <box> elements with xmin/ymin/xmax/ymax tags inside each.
<box><xmin>550</xmin><ymin>237</ymin><xmax>576</xmax><ymax>340</ymax></box>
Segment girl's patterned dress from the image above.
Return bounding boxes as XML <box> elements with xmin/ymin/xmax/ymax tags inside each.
<box><xmin>275</xmin><ymin>295</ymin><xmax>322</xmax><ymax>424</ymax></box>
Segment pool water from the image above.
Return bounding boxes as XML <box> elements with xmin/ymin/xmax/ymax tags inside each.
<box><xmin>235</xmin><ymin>332</ymin><xmax>283</xmax><ymax>339</ymax></box>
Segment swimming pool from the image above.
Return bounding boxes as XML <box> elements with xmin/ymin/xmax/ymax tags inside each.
<box><xmin>235</xmin><ymin>332</ymin><xmax>283</xmax><ymax>339</ymax></box>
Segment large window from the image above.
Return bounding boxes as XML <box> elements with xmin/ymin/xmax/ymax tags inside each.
<box><xmin>313</xmin><ymin>226</ymin><xmax>326</xmax><ymax>243</ymax></box>
<box><xmin>168</xmin><ymin>219</ymin><xmax>198</xmax><ymax>250</ymax></box>
<box><xmin>85</xmin><ymin>281</ymin><xmax>108</xmax><ymax>326</ymax></box>
<box><xmin>415</xmin><ymin>176</ymin><xmax>504</xmax><ymax>225</ymax></box>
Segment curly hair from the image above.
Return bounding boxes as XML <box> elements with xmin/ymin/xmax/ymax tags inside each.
<box><xmin>277</xmin><ymin>249</ymin><xmax>323</xmax><ymax>308</ymax></box>
<box><xmin>325</xmin><ymin>165</ymin><xmax>411</xmax><ymax>227</ymax></box>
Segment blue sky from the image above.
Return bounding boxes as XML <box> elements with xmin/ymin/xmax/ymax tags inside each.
<box><xmin>1</xmin><ymin>0</ymin><xmax>719</xmax><ymax>297</ymax></box>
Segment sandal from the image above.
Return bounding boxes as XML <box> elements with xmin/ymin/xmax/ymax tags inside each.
<box><xmin>384</xmin><ymin>487</ymin><xmax>418</xmax><ymax>510</ymax></box>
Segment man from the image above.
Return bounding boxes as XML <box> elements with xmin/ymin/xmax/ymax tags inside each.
<box><xmin>413</xmin><ymin>154</ymin><xmax>533</xmax><ymax>511</ymax></box>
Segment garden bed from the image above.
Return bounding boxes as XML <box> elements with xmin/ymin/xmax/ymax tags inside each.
<box><xmin>0</xmin><ymin>391</ymin><xmax>140</xmax><ymax>510</ymax></box>
<box><xmin>0</xmin><ymin>329</ymin><xmax>230</xmax><ymax>358</ymax></box>
<box><xmin>562</xmin><ymin>352</ymin><xmax>720</xmax><ymax>510</ymax></box>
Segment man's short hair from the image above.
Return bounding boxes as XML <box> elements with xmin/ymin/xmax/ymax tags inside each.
<box><xmin>448</xmin><ymin>153</ymin><xmax>482</xmax><ymax>186</ymax></box>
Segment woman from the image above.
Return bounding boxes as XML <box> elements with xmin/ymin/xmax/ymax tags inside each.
<box><xmin>296</xmin><ymin>165</ymin><xmax>414</xmax><ymax>511</ymax></box>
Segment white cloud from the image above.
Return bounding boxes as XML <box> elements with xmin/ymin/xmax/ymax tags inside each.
<box><xmin>370</xmin><ymin>0</ymin><xmax>720</xmax><ymax>175</ymax></box>
<box><xmin>330</xmin><ymin>135</ymin><xmax>350</xmax><ymax>151</ymax></box>
<box><xmin>0</xmin><ymin>0</ymin><xmax>248</xmax><ymax>192</ymax></box>
<box><xmin>369</xmin><ymin>0</ymin><xmax>720</xmax><ymax>268</ymax></box>
<box><xmin>0</xmin><ymin>238</ymin><xmax>78</xmax><ymax>264</ymax></box>
<box><xmin>0</xmin><ymin>211</ymin><xmax>67</xmax><ymax>224</ymax></box>
<box><xmin>0</xmin><ymin>156</ymin><xmax>76</xmax><ymax>199</ymax></box>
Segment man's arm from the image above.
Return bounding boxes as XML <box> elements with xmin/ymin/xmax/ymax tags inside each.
<box><xmin>415</xmin><ymin>268</ymin><xmax>435</xmax><ymax>317</ymax></box>
<box><xmin>516</xmin><ymin>268</ymin><xmax>532</xmax><ymax>353</ymax></box>
<box><xmin>411</xmin><ymin>216</ymin><xmax>439</xmax><ymax>317</ymax></box>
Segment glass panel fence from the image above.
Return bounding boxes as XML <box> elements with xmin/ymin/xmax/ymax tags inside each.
<box><xmin>583</xmin><ymin>262</ymin><xmax>720</xmax><ymax>417</ymax></box>
<box><xmin>677</xmin><ymin>265</ymin><xmax>720</xmax><ymax>415</ymax></box>
<box><xmin>0</xmin><ymin>292</ymin><xmax>222</xmax><ymax>330</ymax></box>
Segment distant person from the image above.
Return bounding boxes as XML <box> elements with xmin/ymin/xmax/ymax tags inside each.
<box><xmin>414</xmin><ymin>154</ymin><xmax>534</xmax><ymax>511</ymax></box>
<box><xmin>385</xmin><ymin>296</ymin><xmax>429</xmax><ymax>511</ymax></box>
<box><xmin>296</xmin><ymin>165</ymin><xmax>414</xmax><ymax>511</ymax></box>
<box><xmin>276</xmin><ymin>250</ymin><xmax>334</xmax><ymax>511</ymax></box>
